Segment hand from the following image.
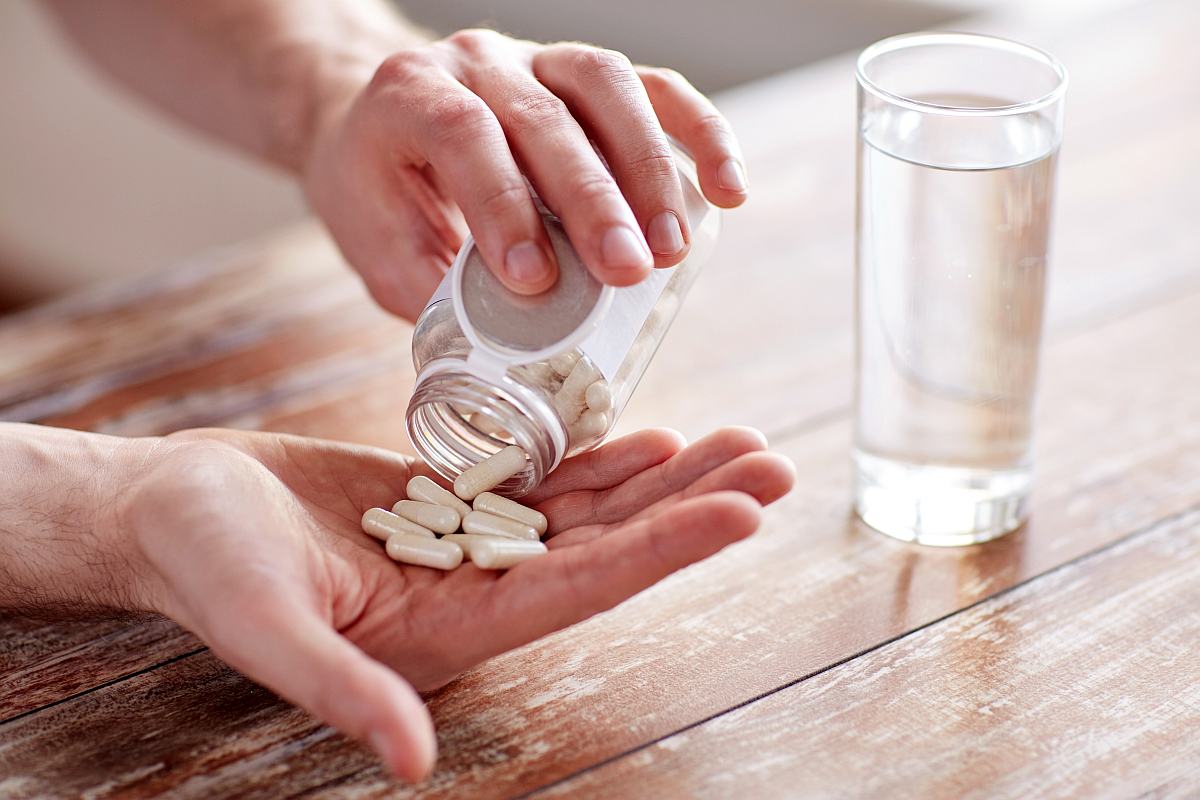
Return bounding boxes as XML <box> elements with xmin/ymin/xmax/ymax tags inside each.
<box><xmin>119</xmin><ymin>427</ymin><xmax>793</xmax><ymax>781</ymax></box>
<box><xmin>304</xmin><ymin>29</ymin><xmax>749</xmax><ymax>319</ymax></box>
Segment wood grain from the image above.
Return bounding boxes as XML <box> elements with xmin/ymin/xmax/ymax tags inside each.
<box><xmin>0</xmin><ymin>0</ymin><xmax>1198</xmax><ymax>796</ymax></box>
<box><xmin>542</xmin><ymin>509</ymin><xmax>1200</xmax><ymax>800</ymax></box>
<box><xmin>0</xmin><ymin>613</ymin><xmax>197</xmax><ymax>721</ymax></box>
<box><xmin>0</xmin><ymin>231</ymin><xmax>358</xmax><ymax>420</ymax></box>
<box><xmin>2</xmin><ymin>268</ymin><xmax>1199</xmax><ymax>798</ymax></box>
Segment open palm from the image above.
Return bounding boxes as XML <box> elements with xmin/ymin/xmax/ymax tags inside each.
<box><xmin>125</xmin><ymin>426</ymin><xmax>794</xmax><ymax>780</ymax></box>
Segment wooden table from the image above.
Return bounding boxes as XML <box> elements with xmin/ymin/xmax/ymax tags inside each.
<box><xmin>3</xmin><ymin>1</ymin><xmax>1199</xmax><ymax>796</ymax></box>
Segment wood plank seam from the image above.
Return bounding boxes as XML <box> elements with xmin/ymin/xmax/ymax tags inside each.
<box><xmin>517</xmin><ymin>499</ymin><xmax>1200</xmax><ymax>799</ymax></box>
<box><xmin>3</xmin><ymin>325</ymin><xmax>1197</xmax><ymax>742</ymax></box>
<box><xmin>4</xmin><ymin>274</ymin><xmax>1199</xmax><ymax>783</ymax></box>
<box><xmin>1047</xmin><ymin>270</ymin><xmax>1200</xmax><ymax>347</ymax></box>
<box><xmin>748</xmin><ymin>404</ymin><xmax>847</xmax><ymax>455</ymax></box>
<box><xmin>0</xmin><ymin>645</ymin><xmax>207</xmax><ymax>728</ymax></box>
<box><xmin>760</xmin><ymin>274</ymin><xmax>1200</xmax><ymax>451</ymax></box>
<box><xmin>0</xmin><ymin>306</ymin><xmax>382</xmax><ymax>425</ymax></box>
<box><xmin>534</xmin><ymin>504</ymin><xmax>1200</xmax><ymax>798</ymax></box>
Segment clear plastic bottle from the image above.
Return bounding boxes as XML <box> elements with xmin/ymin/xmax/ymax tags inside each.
<box><xmin>407</xmin><ymin>144</ymin><xmax>719</xmax><ymax>496</ymax></box>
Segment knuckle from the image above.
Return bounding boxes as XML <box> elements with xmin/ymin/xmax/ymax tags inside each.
<box><xmin>500</xmin><ymin>90</ymin><xmax>572</xmax><ymax>136</ymax></box>
<box><xmin>425</xmin><ymin>93</ymin><xmax>492</xmax><ymax>140</ymax></box>
<box><xmin>569</xmin><ymin>46</ymin><xmax>635</xmax><ymax>83</ymax></box>
<box><xmin>690</xmin><ymin>112</ymin><xmax>731</xmax><ymax>142</ymax></box>
<box><xmin>626</xmin><ymin>146</ymin><xmax>678</xmax><ymax>182</ymax></box>
<box><xmin>476</xmin><ymin>181</ymin><xmax>532</xmax><ymax>216</ymax></box>
<box><xmin>369</xmin><ymin>50</ymin><xmax>435</xmax><ymax>94</ymax></box>
<box><xmin>446</xmin><ymin>27</ymin><xmax>500</xmax><ymax>54</ymax></box>
<box><xmin>641</xmin><ymin>66</ymin><xmax>688</xmax><ymax>92</ymax></box>
<box><xmin>565</xmin><ymin>172</ymin><xmax>620</xmax><ymax>204</ymax></box>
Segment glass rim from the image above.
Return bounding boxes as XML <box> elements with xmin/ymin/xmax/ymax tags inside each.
<box><xmin>856</xmin><ymin>31</ymin><xmax>1068</xmax><ymax>117</ymax></box>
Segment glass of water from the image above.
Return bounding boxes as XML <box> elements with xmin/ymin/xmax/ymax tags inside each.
<box><xmin>853</xmin><ymin>33</ymin><xmax>1067</xmax><ymax>546</ymax></box>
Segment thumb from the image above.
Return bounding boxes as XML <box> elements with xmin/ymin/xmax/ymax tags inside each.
<box><xmin>205</xmin><ymin>601</ymin><xmax>437</xmax><ymax>782</ymax></box>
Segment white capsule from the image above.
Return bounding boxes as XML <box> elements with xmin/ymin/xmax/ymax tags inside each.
<box><xmin>385</xmin><ymin>533</ymin><xmax>463</xmax><ymax>570</ymax></box>
<box><xmin>553</xmin><ymin>392</ymin><xmax>584</xmax><ymax>425</ymax></box>
<box><xmin>454</xmin><ymin>445</ymin><xmax>528</xmax><ymax>500</ymax></box>
<box><xmin>469</xmin><ymin>412</ymin><xmax>512</xmax><ymax>440</ymax></box>
<box><xmin>473</xmin><ymin>491</ymin><xmax>548</xmax><ymax>536</ymax></box>
<box><xmin>441</xmin><ymin>533</ymin><xmax>502</xmax><ymax>561</ymax></box>
<box><xmin>361</xmin><ymin>508</ymin><xmax>435</xmax><ymax>542</ymax></box>
<box><xmin>569</xmin><ymin>408</ymin><xmax>610</xmax><ymax>443</ymax></box>
<box><xmin>406</xmin><ymin>475</ymin><xmax>472</xmax><ymax>518</ymax></box>
<box><xmin>646</xmin><ymin>291</ymin><xmax>681</xmax><ymax>331</ymax></box>
<box><xmin>585</xmin><ymin>380</ymin><xmax>613</xmax><ymax>412</ymax></box>
<box><xmin>391</xmin><ymin>499</ymin><xmax>460</xmax><ymax>535</ymax></box>
<box><xmin>519</xmin><ymin>361</ymin><xmax>563</xmax><ymax>390</ymax></box>
<box><xmin>548</xmin><ymin>350</ymin><xmax>581</xmax><ymax>378</ymax></box>
<box><xmin>555</xmin><ymin>357</ymin><xmax>601</xmax><ymax>423</ymax></box>
<box><xmin>462</xmin><ymin>510</ymin><xmax>540</xmax><ymax>541</ymax></box>
<box><xmin>561</xmin><ymin>357</ymin><xmax>601</xmax><ymax>398</ymax></box>
<box><xmin>469</xmin><ymin>537</ymin><xmax>548</xmax><ymax>570</ymax></box>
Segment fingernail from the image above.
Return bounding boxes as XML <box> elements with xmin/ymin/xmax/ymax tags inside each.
<box><xmin>505</xmin><ymin>240</ymin><xmax>552</xmax><ymax>285</ymax></box>
<box><xmin>717</xmin><ymin>158</ymin><xmax>747</xmax><ymax>192</ymax></box>
<box><xmin>600</xmin><ymin>226</ymin><xmax>652</xmax><ymax>272</ymax></box>
<box><xmin>646</xmin><ymin>211</ymin><xmax>685</xmax><ymax>256</ymax></box>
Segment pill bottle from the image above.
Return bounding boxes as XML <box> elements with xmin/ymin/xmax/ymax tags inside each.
<box><xmin>406</xmin><ymin>143</ymin><xmax>719</xmax><ymax>497</ymax></box>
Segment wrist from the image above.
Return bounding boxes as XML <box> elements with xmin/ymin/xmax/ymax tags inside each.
<box><xmin>0</xmin><ymin>424</ymin><xmax>165</xmax><ymax>614</ymax></box>
<box><xmin>263</xmin><ymin>18</ymin><xmax>433</xmax><ymax>174</ymax></box>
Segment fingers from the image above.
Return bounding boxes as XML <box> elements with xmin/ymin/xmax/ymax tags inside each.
<box><xmin>537</xmin><ymin>426</ymin><xmax>769</xmax><ymax>531</ymax></box>
<box><xmin>629</xmin><ymin>450</ymin><xmax>796</xmax><ymax>523</ymax></box>
<box><xmin>366</xmin><ymin>50</ymin><xmax>558</xmax><ymax>295</ymax></box>
<box><xmin>486</xmin><ymin>492</ymin><xmax>762</xmax><ymax>648</ymax></box>
<box><xmin>636</xmin><ymin>66</ymin><xmax>748</xmax><ymax>209</ymax></box>
<box><xmin>535</xmin><ymin>44</ymin><xmax>690</xmax><ymax>268</ymax></box>
<box><xmin>523</xmin><ymin>427</ymin><xmax>686</xmax><ymax>506</ymax></box>
<box><xmin>207</xmin><ymin>602</ymin><xmax>436</xmax><ymax>782</ymax></box>
<box><xmin>549</xmin><ymin>450</ymin><xmax>795</xmax><ymax>548</ymax></box>
<box><xmin>559</xmin><ymin>450</ymin><xmax>796</xmax><ymax>551</ymax></box>
<box><xmin>306</xmin><ymin>134</ymin><xmax>463</xmax><ymax>320</ymax></box>
<box><xmin>472</xmin><ymin>70</ymin><xmax>655</xmax><ymax>286</ymax></box>
<box><xmin>349</xmin><ymin>34</ymin><xmax>741</xmax><ymax>302</ymax></box>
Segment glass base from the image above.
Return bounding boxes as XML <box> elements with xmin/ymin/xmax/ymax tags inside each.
<box><xmin>854</xmin><ymin>451</ymin><xmax>1030</xmax><ymax>546</ymax></box>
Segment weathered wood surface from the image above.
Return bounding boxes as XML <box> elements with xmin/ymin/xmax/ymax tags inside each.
<box><xmin>0</xmin><ymin>614</ymin><xmax>197</xmax><ymax>721</ymax></box>
<box><xmin>543</xmin><ymin>510</ymin><xmax>1200</xmax><ymax>800</ymax></box>
<box><xmin>1</xmin><ymin>0</ymin><xmax>1199</xmax><ymax>796</ymax></box>
<box><xmin>3</xmin><ymin>269</ymin><xmax>1199</xmax><ymax>798</ymax></box>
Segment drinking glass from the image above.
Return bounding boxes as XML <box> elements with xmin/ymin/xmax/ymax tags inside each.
<box><xmin>854</xmin><ymin>33</ymin><xmax>1067</xmax><ymax>546</ymax></box>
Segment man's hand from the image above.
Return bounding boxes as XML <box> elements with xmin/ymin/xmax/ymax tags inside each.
<box><xmin>112</xmin><ymin>426</ymin><xmax>793</xmax><ymax>781</ymax></box>
<box><xmin>43</xmin><ymin>2</ymin><xmax>747</xmax><ymax>316</ymax></box>
<box><xmin>304</xmin><ymin>28</ymin><xmax>749</xmax><ymax>317</ymax></box>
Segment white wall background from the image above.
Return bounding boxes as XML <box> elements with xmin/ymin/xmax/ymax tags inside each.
<box><xmin>0</xmin><ymin>0</ymin><xmax>995</xmax><ymax>307</ymax></box>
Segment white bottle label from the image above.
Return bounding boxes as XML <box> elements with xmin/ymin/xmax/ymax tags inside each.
<box><xmin>578</xmin><ymin>267</ymin><xmax>672</xmax><ymax>379</ymax></box>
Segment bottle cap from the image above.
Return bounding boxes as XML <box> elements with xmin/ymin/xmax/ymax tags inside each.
<box><xmin>451</xmin><ymin>215</ymin><xmax>613</xmax><ymax>378</ymax></box>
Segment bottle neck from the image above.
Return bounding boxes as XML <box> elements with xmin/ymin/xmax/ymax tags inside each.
<box><xmin>406</xmin><ymin>358</ymin><xmax>567</xmax><ymax>497</ymax></box>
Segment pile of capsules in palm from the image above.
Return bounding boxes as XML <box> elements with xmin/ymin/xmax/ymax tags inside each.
<box><xmin>360</xmin><ymin>445</ymin><xmax>548</xmax><ymax>570</ymax></box>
